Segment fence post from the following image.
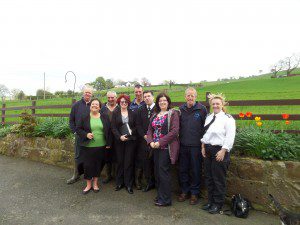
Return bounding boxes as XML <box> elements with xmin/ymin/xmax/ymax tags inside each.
<box><xmin>205</xmin><ymin>92</ymin><xmax>211</xmax><ymax>113</ymax></box>
<box><xmin>32</xmin><ymin>101</ymin><xmax>36</xmax><ymax>116</ymax></box>
<box><xmin>1</xmin><ymin>103</ymin><xmax>5</xmax><ymax>125</ymax></box>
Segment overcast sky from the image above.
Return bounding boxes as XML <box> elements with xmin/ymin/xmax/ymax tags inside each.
<box><xmin>1</xmin><ymin>0</ymin><xmax>299</xmax><ymax>95</ymax></box>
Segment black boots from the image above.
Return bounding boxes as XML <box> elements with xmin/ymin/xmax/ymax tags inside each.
<box><xmin>102</xmin><ymin>163</ymin><xmax>113</xmax><ymax>184</ymax></box>
<box><xmin>67</xmin><ymin>161</ymin><xmax>80</xmax><ymax>184</ymax></box>
<box><xmin>135</xmin><ymin>168</ymin><xmax>143</xmax><ymax>190</ymax></box>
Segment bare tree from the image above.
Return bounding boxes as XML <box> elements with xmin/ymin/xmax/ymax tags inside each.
<box><xmin>270</xmin><ymin>60</ymin><xmax>284</xmax><ymax>78</ymax></box>
<box><xmin>0</xmin><ymin>84</ymin><xmax>10</xmax><ymax>102</ymax></box>
<box><xmin>283</xmin><ymin>53</ymin><xmax>300</xmax><ymax>76</ymax></box>
<box><xmin>141</xmin><ymin>77</ymin><xmax>151</xmax><ymax>86</ymax></box>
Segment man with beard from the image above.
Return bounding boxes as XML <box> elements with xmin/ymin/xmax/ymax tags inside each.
<box><xmin>67</xmin><ymin>85</ymin><xmax>93</xmax><ymax>184</ymax></box>
<box><xmin>100</xmin><ymin>91</ymin><xmax>118</xmax><ymax>183</ymax></box>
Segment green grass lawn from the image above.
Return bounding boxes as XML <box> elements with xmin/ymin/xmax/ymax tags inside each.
<box><xmin>1</xmin><ymin>75</ymin><xmax>299</xmax><ymax>129</ymax></box>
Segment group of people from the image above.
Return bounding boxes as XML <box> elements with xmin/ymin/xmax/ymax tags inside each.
<box><xmin>67</xmin><ymin>84</ymin><xmax>236</xmax><ymax>214</ymax></box>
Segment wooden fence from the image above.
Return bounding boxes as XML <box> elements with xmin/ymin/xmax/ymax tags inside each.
<box><xmin>1</xmin><ymin>92</ymin><xmax>300</xmax><ymax>133</ymax></box>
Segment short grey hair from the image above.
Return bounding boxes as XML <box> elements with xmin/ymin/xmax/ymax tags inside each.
<box><xmin>185</xmin><ymin>87</ymin><xmax>197</xmax><ymax>97</ymax></box>
<box><xmin>107</xmin><ymin>91</ymin><xmax>117</xmax><ymax>97</ymax></box>
<box><xmin>82</xmin><ymin>84</ymin><xmax>94</xmax><ymax>93</ymax></box>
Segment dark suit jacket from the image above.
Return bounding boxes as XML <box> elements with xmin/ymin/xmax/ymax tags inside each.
<box><xmin>76</xmin><ymin>113</ymin><xmax>112</xmax><ymax>147</ymax></box>
<box><xmin>136</xmin><ymin>104</ymin><xmax>155</xmax><ymax>138</ymax></box>
<box><xmin>111</xmin><ymin>107</ymin><xmax>137</xmax><ymax>142</ymax></box>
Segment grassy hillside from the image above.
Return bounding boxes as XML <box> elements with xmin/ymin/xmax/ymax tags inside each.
<box><xmin>1</xmin><ymin>74</ymin><xmax>299</xmax><ymax>129</ymax></box>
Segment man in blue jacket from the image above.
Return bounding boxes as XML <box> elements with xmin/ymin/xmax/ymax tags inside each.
<box><xmin>67</xmin><ymin>86</ymin><xmax>93</xmax><ymax>184</ymax></box>
<box><xmin>178</xmin><ymin>87</ymin><xmax>207</xmax><ymax>204</ymax></box>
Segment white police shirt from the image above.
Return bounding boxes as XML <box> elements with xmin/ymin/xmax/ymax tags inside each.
<box><xmin>201</xmin><ymin>111</ymin><xmax>236</xmax><ymax>152</ymax></box>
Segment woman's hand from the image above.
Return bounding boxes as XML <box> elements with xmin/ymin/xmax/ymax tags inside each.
<box><xmin>150</xmin><ymin>142</ymin><xmax>155</xmax><ymax>148</ymax></box>
<box><xmin>216</xmin><ymin>148</ymin><xmax>227</xmax><ymax>162</ymax></box>
<box><xmin>201</xmin><ymin>147</ymin><xmax>206</xmax><ymax>158</ymax></box>
<box><xmin>87</xmin><ymin>133</ymin><xmax>94</xmax><ymax>140</ymax></box>
<box><xmin>120</xmin><ymin>135</ymin><xmax>128</xmax><ymax>142</ymax></box>
<box><xmin>154</xmin><ymin>142</ymin><xmax>160</xmax><ymax>149</ymax></box>
<box><xmin>106</xmin><ymin>146</ymin><xmax>111</xmax><ymax>149</ymax></box>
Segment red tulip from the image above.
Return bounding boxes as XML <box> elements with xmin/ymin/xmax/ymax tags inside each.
<box><xmin>245</xmin><ymin>112</ymin><xmax>252</xmax><ymax>118</ymax></box>
<box><xmin>282</xmin><ymin>114</ymin><xmax>289</xmax><ymax>120</ymax></box>
<box><xmin>239</xmin><ymin>113</ymin><xmax>245</xmax><ymax>118</ymax></box>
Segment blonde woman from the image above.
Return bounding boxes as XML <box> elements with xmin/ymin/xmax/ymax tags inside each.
<box><xmin>201</xmin><ymin>94</ymin><xmax>236</xmax><ymax>214</ymax></box>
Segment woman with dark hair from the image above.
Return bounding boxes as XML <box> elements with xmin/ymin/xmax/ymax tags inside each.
<box><xmin>76</xmin><ymin>98</ymin><xmax>112</xmax><ymax>194</ymax></box>
<box><xmin>146</xmin><ymin>93</ymin><xmax>180</xmax><ymax>206</ymax></box>
<box><xmin>111</xmin><ymin>94</ymin><xmax>137</xmax><ymax>194</ymax></box>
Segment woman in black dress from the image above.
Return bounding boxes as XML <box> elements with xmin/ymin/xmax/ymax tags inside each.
<box><xmin>76</xmin><ymin>98</ymin><xmax>112</xmax><ymax>194</ymax></box>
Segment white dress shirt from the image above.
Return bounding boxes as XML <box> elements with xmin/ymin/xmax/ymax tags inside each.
<box><xmin>201</xmin><ymin>111</ymin><xmax>236</xmax><ymax>152</ymax></box>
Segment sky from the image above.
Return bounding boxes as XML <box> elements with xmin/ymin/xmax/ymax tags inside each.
<box><xmin>0</xmin><ymin>0</ymin><xmax>300</xmax><ymax>95</ymax></box>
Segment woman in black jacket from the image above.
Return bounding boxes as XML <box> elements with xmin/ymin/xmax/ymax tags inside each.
<box><xmin>111</xmin><ymin>94</ymin><xmax>137</xmax><ymax>194</ymax></box>
<box><xmin>76</xmin><ymin>98</ymin><xmax>112</xmax><ymax>194</ymax></box>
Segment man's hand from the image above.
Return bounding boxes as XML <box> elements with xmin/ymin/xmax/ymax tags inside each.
<box><xmin>216</xmin><ymin>148</ymin><xmax>227</xmax><ymax>162</ymax></box>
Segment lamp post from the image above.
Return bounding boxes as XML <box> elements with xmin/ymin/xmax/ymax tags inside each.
<box><xmin>65</xmin><ymin>71</ymin><xmax>77</xmax><ymax>97</ymax></box>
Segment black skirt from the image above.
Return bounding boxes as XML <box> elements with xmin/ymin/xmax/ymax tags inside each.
<box><xmin>82</xmin><ymin>146</ymin><xmax>105</xmax><ymax>180</ymax></box>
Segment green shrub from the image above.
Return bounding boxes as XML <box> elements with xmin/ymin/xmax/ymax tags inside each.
<box><xmin>34</xmin><ymin>117</ymin><xmax>71</xmax><ymax>139</ymax></box>
<box><xmin>18</xmin><ymin>112</ymin><xmax>37</xmax><ymax>137</ymax></box>
<box><xmin>0</xmin><ymin>126</ymin><xmax>11</xmax><ymax>138</ymax></box>
<box><xmin>233</xmin><ymin>126</ymin><xmax>300</xmax><ymax>161</ymax></box>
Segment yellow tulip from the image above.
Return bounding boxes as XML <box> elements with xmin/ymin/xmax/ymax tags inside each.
<box><xmin>255</xmin><ymin>116</ymin><xmax>261</xmax><ymax>121</ymax></box>
<box><xmin>256</xmin><ymin>121</ymin><xmax>262</xmax><ymax>127</ymax></box>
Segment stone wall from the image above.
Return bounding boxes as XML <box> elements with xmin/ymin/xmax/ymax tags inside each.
<box><xmin>0</xmin><ymin>134</ymin><xmax>299</xmax><ymax>213</ymax></box>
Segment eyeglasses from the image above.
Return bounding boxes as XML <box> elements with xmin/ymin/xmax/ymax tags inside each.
<box><xmin>120</xmin><ymin>101</ymin><xmax>128</xmax><ymax>104</ymax></box>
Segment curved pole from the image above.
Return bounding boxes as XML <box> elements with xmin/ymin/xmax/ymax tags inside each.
<box><xmin>65</xmin><ymin>71</ymin><xmax>77</xmax><ymax>97</ymax></box>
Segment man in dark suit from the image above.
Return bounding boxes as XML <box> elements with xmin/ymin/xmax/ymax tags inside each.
<box><xmin>100</xmin><ymin>91</ymin><xmax>118</xmax><ymax>184</ymax></box>
<box><xmin>136</xmin><ymin>90</ymin><xmax>156</xmax><ymax>192</ymax></box>
<box><xmin>67</xmin><ymin>86</ymin><xmax>93</xmax><ymax>184</ymax></box>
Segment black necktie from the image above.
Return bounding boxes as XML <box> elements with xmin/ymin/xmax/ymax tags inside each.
<box><xmin>147</xmin><ymin>106</ymin><xmax>151</xmax><ymax>118</ymax></box>
<box><xmin>204</xmin><ymin>114</ymin><xmax>216</xmax><ymax>133</ymax></box>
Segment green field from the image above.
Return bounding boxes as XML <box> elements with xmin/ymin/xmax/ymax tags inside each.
<box><xmin>1</xmin><ymin>75</ymin><xmax>300</xmax><ymax>129</ymax></box>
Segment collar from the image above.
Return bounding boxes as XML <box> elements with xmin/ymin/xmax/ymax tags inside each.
<box><xmin>214</xmin><ymin>110</ymin><xmax>225</xmax><ymax>117</ymax></box>
<box><xmin>132</xmin><ymin>98</ymin><xmax>145</xmax><ymax>105</ymax></box>
<box><xmin>146</xmin><ymin>103</ymin><xmax>155</xmax><ymax>110</ymax></box>
<box><xmin>180</xmin><ymin>102</ymin><xmax>201</xmax><ymax>111</ymax></box>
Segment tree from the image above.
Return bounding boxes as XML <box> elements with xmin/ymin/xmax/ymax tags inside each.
<box><xmin>36</xmin><ymin>89</ymin><xmax>53</xmax><ymax>98</ymax></box>
<box><xmin>10</xmin><ymin>89</ymin><xmax>21</xmax><ymax>100</ymax></box>
<box><xmin>17</xmin><ymin>91</ymin><xmax>26</xmax><ymax>100</ymax></box>
<box><xmin>270</xmin><ymin>60</ymin><xmax>284</xmax><ymax>78</ymax></box>
<box><xmin>141</xmin><ymin>77</ymin><xmax>151</xmax><ymax>86</ymax></box>
<box><xmin>91</xmin><ymin>76</ymin><xmax>106</xmax><ymax>91</ymax></box>
<box><xmin>282</xmin><ymin>54</ymin><xmax>300</xmax><ymax>76</ymax></box>
<box><xmin>106</xmin><ymin>79</ymin><xmax>114</xmax><ymax>89</ymax></box>
<box><xmin>0</xmin><ymin>84</ymin><xmax>9</xmax><ymax>101</ymax></box>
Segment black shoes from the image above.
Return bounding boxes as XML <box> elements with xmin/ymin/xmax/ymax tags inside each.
<box><xmin>127</xmin><ymin>187</ymin><xmax>134</xmax><ymax>194</ymax></box>
<box><xmin>82</xmin><ymin>187</ymin><xmax>93</xmax><ymax>195</ymax></box>
<box><xmin>115</xmin><ymin>184</ymin><xmax>124</xmax><ymax>191</ymax></box>
<box><xmin>202</xmin><ymin>203</ymin><xmax>213</xmax><ymax>211</ymax></box>
<box><xmin>154</xmin><ymin>202</ymin><xmax>171</xmax><ymax>207</ymax></box>
<box><xmin>208</xmin><ymin>204</ymin><xmax>222</xmax><ymax>214</ymax></box>
<box><xmin>142</xmin><ymin>184</ymin><xmax>155</xmax><ymax>192</ymax></box>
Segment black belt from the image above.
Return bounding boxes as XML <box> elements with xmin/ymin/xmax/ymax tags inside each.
<box><xmin>205</xmin><ymin>144</ymin><xmax>222</xmax><ymax>148</ymax></box>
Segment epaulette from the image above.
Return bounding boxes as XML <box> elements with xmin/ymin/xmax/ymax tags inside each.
<box><xmin>225</xmin><ymin>113</ymin><xmax>232</xmax><ymax>118</ymax></box>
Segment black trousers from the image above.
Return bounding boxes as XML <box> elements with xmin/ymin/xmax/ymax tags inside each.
<box><xmin>139</xmin><ymin>139</ymin><xmax>155</xmax><ymax>186</ymax></box>
<box><xmin>115</xmin><ymin>140</ymin><xmax>136</xmax><ymax>188</ymax></box>
<box><xmin>204</xmin><ymin>144</ymin><xmax>230</xmax><ymax>208</ymax></box>
<box><xmin>82</xmin><ymin>146</ymin><xmax>105</xmax><ymax>180</ymax></box>
<box><xmin>154</xmin><ymin>148</ymin><xmax>171</xmax><ymax>205</ymax></box>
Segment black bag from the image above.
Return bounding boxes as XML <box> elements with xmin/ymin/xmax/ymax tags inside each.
<box><xmin>231</xmin><ymin>194</ymin><xmax>250</xmax><ymax>218</ymax></box>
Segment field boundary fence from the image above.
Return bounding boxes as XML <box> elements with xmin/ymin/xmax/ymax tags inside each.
<box><xmin>1</xmin><ymin>92</ymin><xmax>300</xmax><ymax>133</ymax></box>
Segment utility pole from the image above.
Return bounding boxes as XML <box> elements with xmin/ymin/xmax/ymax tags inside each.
<box><xmin>43</xmin><ymin>72</ymin><xmax>46</xmax><ymax>100</ymax></box>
